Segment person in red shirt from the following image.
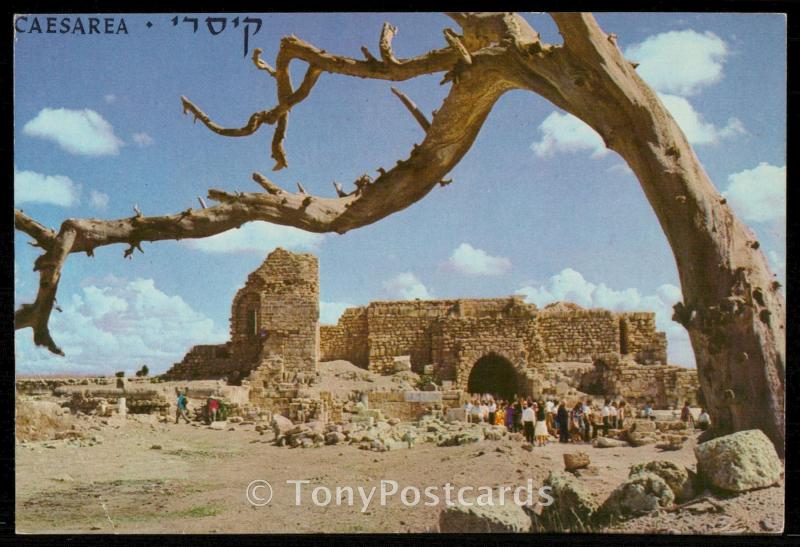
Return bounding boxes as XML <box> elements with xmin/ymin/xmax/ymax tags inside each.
<box><xmin>208</xmin><ymin>397</ymin><xmax>220</xmax><ymax>423</ymax></box>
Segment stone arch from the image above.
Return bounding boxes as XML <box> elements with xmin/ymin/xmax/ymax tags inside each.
<box><xmin>458</xmin><ymin>349</ymin><xmax>529</xmax><ymax>400</ymax></box>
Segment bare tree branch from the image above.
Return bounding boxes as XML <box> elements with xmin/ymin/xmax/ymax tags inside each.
<box><xmin>379</xmin><ymin>22</ymin><xmax>399</xmax><ymax>65</ymax></box>
<box><xmin>390</xmin><ymin>86</ymin><xmax>431</xmax><ymax>131</ymax></box>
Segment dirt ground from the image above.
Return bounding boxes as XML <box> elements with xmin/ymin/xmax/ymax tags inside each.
<box><xmin>16</xmin><ymin>411</ymin><xmax>784</xmax><ymax>534</ymax></box>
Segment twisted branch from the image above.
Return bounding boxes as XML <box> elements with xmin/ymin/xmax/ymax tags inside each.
<box><xmin>181</xmin><ymin>21</ymin><xmax>465</xmax><ymax>170</ymax></box>
<box><xmin>14</xmin><ymin>14</ymin><xmax>555</xmax><ymax>356</ymax></box>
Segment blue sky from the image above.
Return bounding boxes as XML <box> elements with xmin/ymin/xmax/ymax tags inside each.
<box><xmin>13</xmin><ymin>13</ymin><xmax>786</xmax><ymax>375</ymax></box>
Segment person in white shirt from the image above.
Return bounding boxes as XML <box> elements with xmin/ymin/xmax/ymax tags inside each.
<box><xmin>601</xmin><ymin>399</ymin><xmax>611</xmax><ymax>436</ymax></box>
<box><xmin>545</xmin><ymin>399</ymin><xmax>555</xmax><ymax>433</ymax></box>
<box><xmin>521</xmin><ymin>403</ymin><xmax>535</xmax><ymax>444</ymax></box>
<box><xmin>610</xmin><ymin>401</ymin><xmax>619</xmax><ymax>429</ymax></box>
<box><xmin>479</xmin><ymin>401</ymin><xmax>489</xmax><ymax>423</ymax></box>
<box><xmin>697</xmin><ymin>408</ymin><xmax>711</xmax><ymax>431</ymax></box>
<box><xmin>643</xmin><ymin>400</ymin><xmax>655</xmax><ymax>420</ymax></box>
<box><xmin>488</xmin><ymin>399</ymin><xmax>497</xmax><ymax>425</ymax></box>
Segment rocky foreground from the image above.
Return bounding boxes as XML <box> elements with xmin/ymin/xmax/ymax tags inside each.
<box><xmin>16</xmin><ymin>392</ymin><xmax>783</xmax><ymax>534</ymax></box>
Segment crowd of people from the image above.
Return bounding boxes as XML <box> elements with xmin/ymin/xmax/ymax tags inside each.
<box><xmin>464</xmin><ymin>395</ymin><xmax>710</xmax><ymax>445</ymax></box>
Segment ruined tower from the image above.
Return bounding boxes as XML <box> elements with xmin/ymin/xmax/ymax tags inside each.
<box><xmin>230</xmin><ymin>247</ymin><xmax>319</xmax><ymax>378</ymax></box>
<box><xmin>164</xmin><ymin>248</ymin><xmax>319</xmax><ymax>382</ymax></box>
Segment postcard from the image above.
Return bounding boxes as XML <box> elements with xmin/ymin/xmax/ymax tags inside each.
<box><xmin>13</xmin><ymin>12</ymin><xmax>786</xmax><ymax>534</ymax></box>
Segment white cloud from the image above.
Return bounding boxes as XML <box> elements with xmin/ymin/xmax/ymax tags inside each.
<box><xmin>532</xmin><ymin>111</ymin><xmax>608</xmax><ymax>159</ymax></box>
<box><xmin>444</xmin><ymin>243</ymin><xmax>512</xmax><ymax>276</ymax></box>
<box><xmin>181</xmin><ymin>221</ymin><xmax>324</xmax><ymax>254</ymax></box>
<box><xmin>624</xmin><ymin>30</ymin><xmax>728</xmax><ymax>96</ymax></box>
<box><xmin>23</xmin><ymin>107</ymin><xmax>123</xmax><ymax>156</ymax></box>
<box><xmin>320</xmin><ymin>301</ymin><xmax>353</xmax><ymax>325</ymax></box>
<box><xmin>103</xmin><ymin>94</ymin><xmax>117</xmax><ymax>104</ymax></box>
<box><xmin>659</xmin><ymin>93</ymin><xmax>745</xmax><ymax>145</ymax></box>
<box><xmin>383</xmin><ymin>272</ymin><xmax>432</xmax><ymax>300</ymax></box>
<box><xmin>132</xmin><ymin>132</ymin><xmax>154</xmax><ymax>146</ymax></box>
<box><xmin>517</xmin><ymin>268</ymin><xmax>694</xmax><ymax>366</ymax></box>
<box><xmin>533</xmin><ymin>93</ymin><xmax>744</xmax><ymax>161</ymax></box>
<box><xmin>723</xmin><ymin>162</ymin><xmax>786</xmax><ymax>224</ymax></box>
<box><xmin>517</xmin><ymin>268</ymin><xmax>596</xmax><ymax>307</ymax></box>
<box><xmin>14</xmin><ymin>167</ymin><xmax>80</xmax><ymax>207</ymax></box>
<box><xmin>15</xmin><ymin>277</ymin><xmax>227</xmax><ymax>375</ymax></box>
<box><xmin>89</xmin><ymin>189</ymin><xmax>110</xmax><ymax>210</ymax></box>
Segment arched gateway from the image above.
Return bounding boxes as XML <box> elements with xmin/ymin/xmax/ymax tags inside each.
<box><xmin>466</xmin><ymin>353</ymin><xmax>523</xmax><ymax>400</ymax></box>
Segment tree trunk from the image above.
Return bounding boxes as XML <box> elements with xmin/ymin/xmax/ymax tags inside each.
<box><xmin>541</xmin><ymin>14</ymin><xmax>785</xmax><ymax>455</ymax></box>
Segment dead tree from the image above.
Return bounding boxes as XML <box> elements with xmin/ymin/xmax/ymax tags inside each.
<box><xmin>14</xmin><ymin>13</ymin><xmax>785</xmax><ymax>454</ymax></box>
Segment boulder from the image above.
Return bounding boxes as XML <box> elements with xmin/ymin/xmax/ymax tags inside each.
<box><xmin>592</xmin><ymin>437</ymin><xmax>627</xmax><ymax>448</ymax></box>
<box><xmin>607</xmin><ymin>428</ymin><xmax>626</xmax><ymax>439</ymax></box>
<box><xmin>694</xmin><ymin>429</ymin><xmax>782</xmax><ymax>493</ymax></box>
<box><xmin>655</xmin><ymin>420</ymin><xmax>687</xmax><ymax>432</ymax></box>
<box><xmin>629</xmin><ymin>420</ymin><xmax>656</xmax><ymax>434</ymax></box>
<box><xmin>539</xmin><ymin>471</ymin><xmax>598</xmax><ymax>530</ymax></box>
<box><xmin>437</xmin><ymin>431</ymin><xmax>482</xmax><ymax>447</ymax></box>
<box><xmin>626</xmin><ymin>430</ymin><xmax>657</xmax><ymax>447</ymax></box>
<box><xmin>392</xmin><ymin>356</ymin><xmax>412</xmax><ymax>373</ymax></box>
<box><xmin>271</xmin><ymin>414</ymin><xmax>293</xmax><ymax>437</ymax></box>
<box><xmin>439</xmin><ymin>500</ymin><xmax>531</xmax><ymax>532</ymax></box>
<box><xmin>597</xmin><ymin>472</ymin><xmax>674</xmax><ymax>521</ymax></box>
<box><xmin>287</xmin><ymin>424</ymin><xmax>311</xmax><ymax>436</ymax></box>
<box><xmin>370</xmin><ymin>439</ymin><xmax>387</xmax><ymax>452</ymax></box>
<box><xmin>563</xmin><ymin>452</ymin><xmax>590</xmax><ymax>471</ymax></box>
<box><xmin>484</xmin><ymin>428</ymin><xmax>505</xmax><ymax>441</ymax></box>
<box><xmin>655</xmin><ymin>434</ymin><xmax>685</xmax><ymax>451</ymax></box>
<box><xmin>208</xmin><ymin>421</ymin><xmax>226</xmax><ymax>430</ymax></box>
<box><xmin>629</xmin><ymin>461</ymin><xmax>694</xmax><ymax>502</ymax></box>
<box><xmin>305</xmin><ymin>420</ymin><xmax>326</xmax><ymax>434</ymax></box>
<box><xmin>446</xmin><ymin>408</ymin><xmax>468</xmax><ymax>423</ymax></box>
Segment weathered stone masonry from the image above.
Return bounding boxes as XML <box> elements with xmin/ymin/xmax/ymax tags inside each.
<box><xmin>320</xmin><ymin>298</ymin><xmax>666</xmax><ymax>375</ymax></box>
<box><xmin>165</xmin><ymin>248</ymin><xmax>319</xmax><ymax>384</ymax></box>
<box><xmin>166</xmin><ymin>249</ymin><xmax>697</xmax><ymax>409</ymax></box>
<box><xmin>320</xmin><ymin>298</ymin><xmax>697</xmax><ymax>405</ymax></box>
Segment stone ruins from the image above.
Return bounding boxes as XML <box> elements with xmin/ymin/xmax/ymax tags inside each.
<box><xmin>164</xmin><ymin>248</ymin><xmax>699</xmax><ymax>415</ymax></box>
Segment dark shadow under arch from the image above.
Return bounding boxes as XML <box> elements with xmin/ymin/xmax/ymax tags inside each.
<box><xmin>467</xmin><ymin>353</ymin><xmax>519</xmax><ymax>400</ymax></box>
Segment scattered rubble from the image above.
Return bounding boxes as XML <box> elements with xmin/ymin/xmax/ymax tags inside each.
<box><xmin>629</xmin><ymin>460</ymin><xmax>694</xmax><ymax>503</ymax></box>
<box><xmin>597</xmin><ymin>471</ymin><xmax>675</xmax><ymax>521</ymax></box>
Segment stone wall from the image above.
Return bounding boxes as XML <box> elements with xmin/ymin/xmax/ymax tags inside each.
<box><xmin>319</xmin><ymin>307</ymin><xmax>368</xmax><ymax>368</ymax></box>
<box><xmin>583</xmin><ymin>354</ymin><xmax>699</xmax><ymax>407</ymax></box>
<box><xmin>366</xmin><ymin>389</ymin><xmax>464</xmax><ymax>421</ymax></box>
<box><xmin>318</xmin><ymin>298</ymin><xmax>672</xmax><ymax>384</ymax></box>
<box><xmin>231</xmin><ymin>248</ymin><xmax>319</xmax><ymax>378</ymax></box>
<box><xmin>162</xmin><ymin>344</ymin><xmax>242</xmax><ymax>381</ymax></box>
<box><xmin>431</xmin><ymin>315</ymin><xmax>536</xmax><ymax>388</ymax></box>
<box><xmin>620</xmin><ymin>312</ymin><xmax>668</xmax><ymax>364</ymax></box>
<box><xmin>164</xmin><ymin>248</ymin><xmax>319</xmax><ymax>383</ymax></box>
<box><xmin>536</xmin><ymin>309</ymin><xmax>620</xmax><ymax>362</ymax></box>
<box><xmin>365</xmin><ymin>300</ymin><xmax>455</xmax><ymax>374</ymax></box>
